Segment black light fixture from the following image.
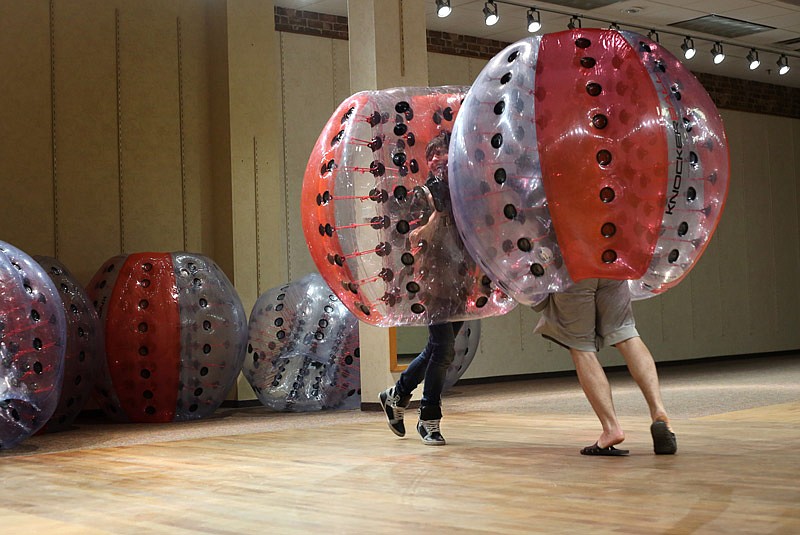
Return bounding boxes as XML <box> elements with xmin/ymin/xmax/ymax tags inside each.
<box><xmin>609</xmin><ymin>22</ymin><xmax>620</xmax><ymax>31</ymax></box>
<box><xmin>711</xmin><ymin>41</ymin><xmax>725</xmax><ymax>64</ymax></box>
<box><xmin>681</xmin><ymin>36</ymin><xmax>696</xmax><ymax>60</ymax></box>
<box><xmin>746</xmin><ymin>49</ymin><xmax>760</xmax><ymax>70</ymax></box>
<box><xmin>648</xmin><ymin>29</ymin><xmax>659</xmax><ymax>43</ymax></box>
<box><xmin>435</xmin><ymin>0</ymin><xmax>451</xmax><ymax>18</ymax></box>
<box><xmin>526</xmin><ymin>8</ymin><xmax>541</xmax><ymax>33</ymax></box>
<box><xmin>483</xmin><ymin>1</ymin><xmax>498</xmax><ymax>26</ymax></box>
<box><xmin>777</xmin><ymin>54</ymin><xmax>790</xmax><ymax>75</ymax></box>
<box><xmin>567</xmin><ymin>15</ymin><xmax>581</xmax><ymax>30</ymax></box>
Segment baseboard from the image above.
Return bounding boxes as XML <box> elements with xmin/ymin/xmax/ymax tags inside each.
<box><xmin>220</xmin><ymin>399</ymin><xmax>263</xmax><ymax>409</ymax></box>
<box><xmin>361</xmin><ymin>349</ymin><xmax>798</xmax><ymax>411</ymax></box>
<box><xmin>76</xmin><ymin>349</ymin><xmax>798</xmax><ymax>417</ymax></box>
<box><xmin>454</xmin><ymin>348</ymin><xmax>798</xmax><ymax>387</ymax></box>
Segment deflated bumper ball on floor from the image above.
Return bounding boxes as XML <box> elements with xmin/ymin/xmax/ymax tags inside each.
<box><xmin>0</xmin><ymin>241</ymin><xmax>66</xmax><ymax>449</ymax></box>
<box><xmin>87</xmin><ymin>253</ymin><xmax>247</xmax><ymax>423</ymax></box>
<box><xmin>244</xmin><ymin>273</ymin><xmax>360</xmax><ymax>412</ymax></box>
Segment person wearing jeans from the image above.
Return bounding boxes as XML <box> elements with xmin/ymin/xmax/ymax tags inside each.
<box><xmin>379</xmin><ymin>131</ymin><xmax>465</xmax><ymax>446</ymax></box>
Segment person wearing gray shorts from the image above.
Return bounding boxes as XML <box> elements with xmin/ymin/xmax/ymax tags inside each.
<box><xmin>534</xmin><ymin>278</ymin><xmax>678</xmax><ymax>456</ymax></box>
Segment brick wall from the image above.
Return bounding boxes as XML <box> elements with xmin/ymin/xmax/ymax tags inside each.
<box><xmin>274</xmin><ymin>7</ymin><xmax>800</xmax><ymax>119</ymax></box>
<box><xmin>274</xmin><ymin>7</ymin><xmax>349</xmax><ymax>40</ymax></box>
<box><xmin>695</xmin><ymin>72</ymin><xmax>800</xmax><ymax>119</ymax></box>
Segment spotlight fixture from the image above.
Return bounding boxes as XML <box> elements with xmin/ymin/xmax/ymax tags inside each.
<box><xmin>681</xmin><ymin>37</ymin><xmax>696</xmax><ymax>60</ymax></box>
<box><xmin>567</xmin><ymin>15</ymin><xmax>581</xmax><ymax>30</ymax></box>
<box><xmin>526</xmin><ymin>8</ymin><xmax>541</xmax><ymax>33</ymax></box>
<box><xmin>777</xmin><ymin>54</ymin><xmax>790</xmax><ymax>75</ymax></box>
<box><xmin>648</xmin><ymin>29</ymin><xmax>659</xmax><ymax>43</ymax></box>
<box><xmin>746</xmin><ymin>49</ymin><xmax>760</xmax><ymax>70</ymax></box>
<box><xmin>483</xmin><ymin>1</ymin><xmax>498</xmax><ymax>26</ymax></box>
<box><xmin>711</xmin><ymin>41</ymin><xmax>725</xmax><ymax>64</ymax></box>
<box><xmin>435</xmin><ymin>0</ymin><xmax>451</xmax><ymax>18</ymax></box>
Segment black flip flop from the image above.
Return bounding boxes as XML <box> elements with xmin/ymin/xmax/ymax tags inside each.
<box><xmin>651</xmin><ymin>421</ymin><xmax>677</xmax><ymax>455</ymax></box>
<box><xmin>580</xmin><ymin>442</ymin><xmax>630</xmax><ymax>456</ymax></box>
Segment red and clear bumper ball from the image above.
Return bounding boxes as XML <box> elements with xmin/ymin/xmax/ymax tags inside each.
<box><xmin>87</xmin><ymin>253</ymin><xmax>247</xmax><ymax>423</ymax></box>
<box><xmin>449</xmin><ymin>30</ymin><xmax>729</xmax><ymax>304</ymax></box>
<box><xmin>34</xmin><ymin>256</ymin><xmax>102</xmax><ymax>432</ymax></box>
<box><xmin>244</xmin><ymin>273</ymin><xmax>360</xmax><ymax>411</ymax></box>
<box><xmin>302</xmin><ymin>86</ymin><xmax>516</xmax><ymax>326</ymax></box>
<box><xmin>0</xmin><ymin>241</ymin><xmax>66</xmax><ymax>449</ymax></box>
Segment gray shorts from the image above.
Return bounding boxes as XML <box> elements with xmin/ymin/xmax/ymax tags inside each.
<box><xmin>533</xmin><ymin>278</ymin><xmax>639</xmax><ymax>352</ymax></box>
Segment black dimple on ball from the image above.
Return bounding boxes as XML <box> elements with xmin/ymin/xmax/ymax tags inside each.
<box><xmin>491</xmin><ymin>134</ymin><xmax>503</xmax><ymax>149</ymax></box>
<box><xmin>503</xmin><ymin>204</ymin><xmax>518</xmax><ymax>220</ymax></box>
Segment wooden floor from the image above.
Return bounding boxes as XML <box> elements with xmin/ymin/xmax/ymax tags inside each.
<box><xmin>1</xmin><ymin>399</ymin><xmax>799</xmax><ymax>533</ymax></box>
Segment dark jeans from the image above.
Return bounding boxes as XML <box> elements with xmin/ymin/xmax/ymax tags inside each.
<box><xmin>395</xmin><ymin>321</ymin><xmax>464</xmax><ymax>420</ymax></box>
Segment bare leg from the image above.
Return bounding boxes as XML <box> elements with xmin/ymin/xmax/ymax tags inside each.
<box><xmin>570</xmin><ymin>349</ymin><xmax>625</xmax><ymax>448</ymax></box>
<box><xmin>615</xmin><ymin>337</ymin><xmax>670</xmax><ymax>425</ymax></box>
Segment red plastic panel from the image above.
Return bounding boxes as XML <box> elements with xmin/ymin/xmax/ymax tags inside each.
<box><xmin>535</xmin><ymin>29</ymin><xmax>668</xmax><ymax>282</ymax></box>
<box><xmin>101</xmin><ymin>253</ymin><xmax>181</xmax><ymax>423</ymax></box>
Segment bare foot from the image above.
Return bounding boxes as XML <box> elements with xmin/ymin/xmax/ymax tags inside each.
<box><xmin>597</xmin><ymin>429</ymin><xmax>625</xmax><ymax>449</ymax></box>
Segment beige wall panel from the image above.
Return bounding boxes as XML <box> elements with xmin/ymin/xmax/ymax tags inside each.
<box><xmin>176</xmin><ymin>1</ymin><xmax>215</xmax><ymax>257</ymax></box>
<box><xmin>428</xmin><ymin>52</ymin><xmax>472</xmax><ymax>87</ymax></box>
<box><xmin>658</xmin><ymin>275</ymin><xmax>695</xmax><ymax>358</ymax></box>
<box><xmin>0</xmin><ymin>1</ymin><xmax>54</xmax><ymax>255</ymax></box>
<box><xmin>740</xmin><ymin>117</ymin><xmax>778</xmax><ymax>347</ymax></box>
<box><xmin>332</xmin><ymin>39</ymin><xmax>351</xmax><ymax>114</ymax></box>
<box><xmin>52</xmin><ymin>1</ymin><xmax>120</xmax><ymax>284</ymax></box>
<box><xmin>687</xmin><ymin>236</ymin><xmax>725</xmax><ymax>356</ymax></box>
<box><xmin>117</xmin><ymin>2</ymin><xmax>184</xmax><ymax>253</ymax></box>
<box><xmin>227</xmin><ymin>0</ymin><xmax>285</xmax><ymax>313</ymax></box>
<box><xmin>767</xmin><ymin>116</ymin><xmax>800</xmax><ymax>343</ymax></box>
<box><xmin>280</xmin><ymin>32</ymin><xmax>339</xmax><ymax>283</ymax></box>
<box><xmin>206</xmin><ymin>0</ymin><xmax>232</xmax><ymax>278</ymax></box>
<box><xmin>715</xmin><ymin>111</ymin><xmax>753</xmax><ymax>353</ymax></box>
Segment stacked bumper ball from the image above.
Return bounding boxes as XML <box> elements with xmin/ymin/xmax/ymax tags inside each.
<box><xmin>0</xmin><ymin>241</ymin><xmax>66</xmax><ymax>449</ymax></box>
<box><xmin>449</xmin><ymin>29</ymin><xmax>729</xmax><ymax>304</ymax></box>
<box><xmin>88</xmin><ymin>253</ymin><xmax>247</xmax><ymax>423</ymax></box>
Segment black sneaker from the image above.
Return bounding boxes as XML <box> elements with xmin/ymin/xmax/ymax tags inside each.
<box><xmin>379</xmin><ymin>387</ymin><xmax>408</xmax><ymax>437</ymax></box>
<box><xmin>417</xmin><ymin>418</ymin><xmax>446</xmax><ymax>445</ymax></box>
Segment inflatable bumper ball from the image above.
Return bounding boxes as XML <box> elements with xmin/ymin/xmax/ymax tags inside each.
<box><xmin>245</xmin><ymin>273</ymin><xmax>360</xmax><ymax>412</ymax></box>
<box><xmin>302</xmin><ymin>86</ymin><xmax>517</xmax><ymax>327</ymax></box>
<box><xmin>0</xmin><ymin>242</ymin><xmax>66</xmax><ymax>449</ymax></box>
<box><xmin>443</xmin><ymin>319</ymin><xmax>481</xmax><ymax>391</ymax></box>
<box><xmin>449</xmin><ymin>29</ymin><xmax>729</xmax><ymax>304</ymax></box>
<box><xmin>87</xmin><ymin>253</ymin><xmax>247</xmax><ymax>423</ymax></box>
<box><xmin>35</xmin><ymin>256</ymin><xmax>102</xmax><ymax>432</ymax></box>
